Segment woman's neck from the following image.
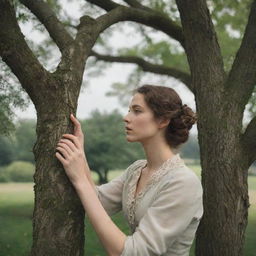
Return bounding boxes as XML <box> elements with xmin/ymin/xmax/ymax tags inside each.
<box><xmin>141</xmin><ymin>136</ymin><xmax>176</xmax><ymax>173</ymax></box>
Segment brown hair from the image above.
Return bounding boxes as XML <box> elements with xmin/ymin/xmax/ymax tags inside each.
<box><xmin>135</xmin><ymin>84</ymin><xmax>197</xmax><ymax>148</ymax></box>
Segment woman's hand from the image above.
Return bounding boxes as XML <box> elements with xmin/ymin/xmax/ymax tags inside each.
<box><xmin>56</xmin><ymin>133</ymin><xmax>88</xmax><ymax>187</ymax></box>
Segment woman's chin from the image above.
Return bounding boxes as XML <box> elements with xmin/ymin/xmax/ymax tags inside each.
<box><xmin>125</xmin><ymin>135</ymin><xmax>137</xmax><ymax>142</ymax></box>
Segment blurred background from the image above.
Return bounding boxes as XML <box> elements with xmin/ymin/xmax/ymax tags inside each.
<box><xmin>0</xmin><ymin>0</ymin><xmax>255</xmax><ymax>255</ymax></box>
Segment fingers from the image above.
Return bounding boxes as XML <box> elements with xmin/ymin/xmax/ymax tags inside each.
<box><xmin>58</xmin><ymin>139</ymin><xmax>76</xmax><ymax>152</ymax></box>
<box><xmin>62</xmin><ymin>134</ymin><xmax>81</xmax><ymax>149</ymax></box>
<box><xmin>56</xmin><ymin>137</ymin><xmax>77</xmax><ymax>161</ymax></box>
<box><xmin>56</xmin><ymin>145</ymin><xmax>70</xmax><ymax>159</ymax></box>
<box><xmin>55</xmin><ymin>152</ymin><xmax>68</xmax><ymax>165</ymax></box>
<box><xmin>70</xmin><ymin>114</ymin><xmax>81</xmax><ymax>131</ymax></box>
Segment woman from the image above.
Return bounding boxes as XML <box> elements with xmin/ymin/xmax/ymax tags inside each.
<box><xmin>56</xmin><ymin>84</ymin><xmax>203</xmax><ymax>256</ymax></box>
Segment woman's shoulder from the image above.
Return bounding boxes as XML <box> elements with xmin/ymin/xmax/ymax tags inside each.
<box><xmin>163</xmin><ymin>164</ymin><xmax>203</xmax><ymax>196</ymax></box>
<box><xmin>162</xmin><ymin>154</ymin><xmax>199</xmax><ymax>180</ymax></box>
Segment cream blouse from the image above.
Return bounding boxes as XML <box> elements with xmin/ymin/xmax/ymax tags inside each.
<box><xmin>95</xmin><ymin>154</ymin><xmax>203</xmax><ymax>256</ymax></box>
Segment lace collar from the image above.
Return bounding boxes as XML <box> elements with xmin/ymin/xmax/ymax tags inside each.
<box><xmin>126</xmin><ymin>153</ymin><xmax>185</xmax><ymax>232</ymax></box>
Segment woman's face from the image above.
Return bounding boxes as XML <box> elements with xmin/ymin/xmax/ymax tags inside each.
<box><xmin>123</xmin><ymin>93</ymin><xmax>162</xmax><ymax>143</ymax></box>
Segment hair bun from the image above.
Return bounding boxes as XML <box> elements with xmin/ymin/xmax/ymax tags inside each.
<box><xmin>181</xmin><ymin>104</ymin><xmax>197</xmax><ymax>129</ymax></box>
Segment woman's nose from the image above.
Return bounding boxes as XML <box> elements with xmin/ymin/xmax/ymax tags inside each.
<box><xmin>123</xmin><ymin>113</ymin><xmax>130</xmax><ymax>123</ymax></box>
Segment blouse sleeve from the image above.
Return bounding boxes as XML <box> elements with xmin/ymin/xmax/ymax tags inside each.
<box><xmin>95</xmin><ymin>160</ymin><xmax>143</xmax><ymax>216</ymax></box>
<box><xmin>95</xmin><ymin>171</ymin><xmax>126</xmax><ymax>216</ymax></box>
<box><xmin>120</xmin><ymin>173</ymin><xmax>203</xmax><ymax>256</ymax></box>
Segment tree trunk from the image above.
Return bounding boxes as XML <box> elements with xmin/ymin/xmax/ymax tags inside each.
<box><xmin>97</xmin><ymin>168</ymin><xmax>108</xmax><ymax>184</ymax></box>
<box><xmin>30</xmin><ymin>78</ymin><xmax>85</xmax><ymax>256</ymax></box>
<box><xmin>195</xmin><ymin>92</ymin><xmax>250</xmax><ymax>256</ymax></box>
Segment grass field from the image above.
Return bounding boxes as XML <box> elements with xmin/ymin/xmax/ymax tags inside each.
<box><xmin>0</xmin><ymin>166</ymin><xmax>255</xmax><ymax>256</ymax></box>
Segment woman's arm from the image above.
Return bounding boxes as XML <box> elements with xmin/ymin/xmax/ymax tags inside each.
<box><xmin>75</xmin><ymin>177</ymin><xmax>126</xmax><ymax>256</ymax></box>
<box><xmin>55</xmin><ymin>116</ymin><xmax>126</xmax><ymax>256</ymax></box>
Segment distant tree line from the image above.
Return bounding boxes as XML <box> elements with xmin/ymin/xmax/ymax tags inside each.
<box><xmin>0</xmin><ymin>118</ymin><xmax>35</xmax><ymax>166</ymax></box>
<box><xmin>0</xmin><ymin>109</ymin><xmax>200</xmax><ymax>183</ymax></box>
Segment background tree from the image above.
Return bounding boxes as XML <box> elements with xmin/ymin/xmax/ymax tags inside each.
<box><xmin>13</xmin><ymin>119</ymin><xmax>36</xmax><ymax>163</ymax></box>
<box><xmin>1</xmin><ymin>1</ymin><xmax>256</xmax><ymax>256</ymax></box>
<box><xmin>82</xmin><ymin>109</ymin><xmax>144</xmax><ymax>184</ymax></box>
<box><xmin>181</xmin><ymin>135</ymin><xmax>200</xmax><ymax>161</ymax></box>
<box><xmin>0</xmin><ymin>136</ymin><xmax>14</xmax><ymax>166</ymax></box>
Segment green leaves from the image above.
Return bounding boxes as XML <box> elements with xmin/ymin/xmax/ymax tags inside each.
<box><xmin>0</xmin><ymin>62</ymin><xmax>29</xmax><ymax>135</ymax></box>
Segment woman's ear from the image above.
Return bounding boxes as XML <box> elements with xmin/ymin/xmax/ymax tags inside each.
<box><xmin>158</xmin><ymin>118</ymin><xmax>170</xmax><ymax>129</ymax></box>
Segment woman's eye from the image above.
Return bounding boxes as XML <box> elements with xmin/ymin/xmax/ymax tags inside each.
<box><xmin>127</xmin><ymin>108</ymin><xmax>141</xmax><ymax>113</ymax></box>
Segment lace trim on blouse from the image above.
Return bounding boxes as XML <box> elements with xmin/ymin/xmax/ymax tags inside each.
<box><xmin>126</xmin><ymin>154</ymin><xmax>186</xmax><ymax>232</ymax></box>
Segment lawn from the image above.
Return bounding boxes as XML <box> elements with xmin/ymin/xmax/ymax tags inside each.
<box><xmin>0</xmin><ymin>166</ymin><xmax>255</xmax><ymax>256</ymax></box>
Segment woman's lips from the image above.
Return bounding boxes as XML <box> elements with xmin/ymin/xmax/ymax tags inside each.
<box><xmin>125</xmin><ymin>127</ymin><xmax>132</xmax><ymax>132</ymax></box>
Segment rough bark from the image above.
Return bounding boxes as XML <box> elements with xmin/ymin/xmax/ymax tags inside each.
<box><xmin>195</xmin><ymin>91</ymin><xmax>250</xmax><ymax>256</ymax></box>
<box><xmin>175</xmin><ymin>0</ymin><xmax>252</xmax><ymax>255</ymax></box>
<box><xmin>31</xmin><ymin>80</ymin><xmax>85</xmax><ymax>256</ymax></box>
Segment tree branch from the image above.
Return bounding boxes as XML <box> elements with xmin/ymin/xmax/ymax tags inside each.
<box><xmin>0</xmin><ymin>0</ymin><xmax>49</xmax><ymax>102</ymax></box>
<box><xmin>20</xmin><ymin>0</ymin><xmax>74</xmax><ymax>53</ymax></box>
<box><xmin>86</xmin><ymin>0</ymin><xmax>185</xmax><ymax>47</ymax></box>
<box><xmin>67</xmin><ymin>16</ymin><xmax>99</xmax><ymax>79</ymax></box>
<box><xmin>241</xmin><ymin>115</ymin><xmax>256</xmax><ymax>165</ymax></box>
<box><xmin>175</xmin><ymin>0</ymin><xmax>225</xmax><ymax>90</ymax></box>
<box><xmin>226</xmin><ymin>1</ymin><xmax>256</xmax><ymax>109</ymax></box>
<box><xmin>90</xmin><ymin>51</ymin><xmax>192</xmax><ymax>91</ymax></box>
